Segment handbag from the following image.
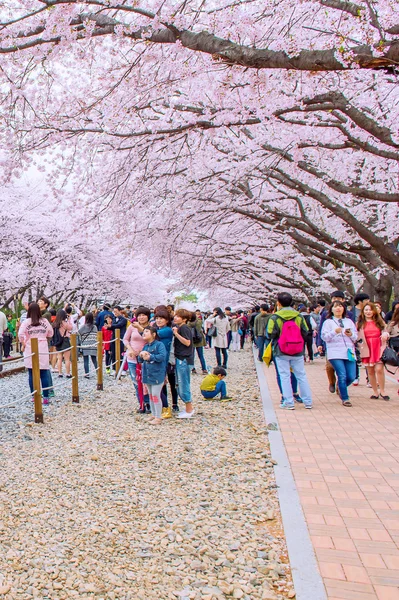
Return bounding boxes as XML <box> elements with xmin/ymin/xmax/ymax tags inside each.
<box><xmin>347</xmin><ymin>348</ymin><xmax>356</xmax><ymax>362</ymax></box>
<box><xmin>262</xmin><ymin>342</ymin><xmax>272</xmax><ymax>367</ymax></box>
<box><xmin>381</xmin><ymin>344</ymin><xmax>399</xmax><ymax>374</ymax></box>
<box><xmin>208</xmin><ymin>325</ymin><xmax>217</xmax><ymax>337</ymax></box>
<box><xmin>334</xmin><ymin>319</ymin><xmax>355</xmax><ymax>362</ymax></box>
<box><xmin>238</xmin><ymin>328</ymin><xmax>243</xmax><ymax>336</ymax></box>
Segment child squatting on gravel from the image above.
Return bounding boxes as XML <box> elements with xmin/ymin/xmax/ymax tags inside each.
<box><xmin>138</xmin><ymin>326</ymin><xmax>167</xmax><ymax>425</ymax></box>
<box><xmin>200</xmin><ymin>367</ymin><xmax>232</xmax><ymax>401</ymax></box>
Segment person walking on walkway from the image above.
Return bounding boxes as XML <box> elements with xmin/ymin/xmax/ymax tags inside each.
<box><xmin>254</xmin><ymin>304</ymin><xmax>271</xmax><ymax>362</ymax></box>
<box><xmin>238</xmin><ymin>310</ymin><xmax>248</xmax><ymax>349</ymax></box>
<box><xmin>321</xmin><ymin>301</ymin><xmax>358</xmax><ymax>407</ymax></box>
<box><xmin>357</xmin><ymin>302</ymin><xmax>390</xmax><ymax>401</ymax></box>
<box><xmin>225</xmin><ymin>307</ymin><xmax>233</xmax><ymax>349</ymax></box>
<box><xmin>387</xmin><ymin>305</ymin><xmax>399</xmax><ymax>353</ymax></box>
<box><xmin>18</xmin><ymin>302</ymin><xmax>53</xmax><ymax>404</ymax></box>
<box><xmin>190</xmin><ymin>315</ymin><xmax>207</xmax><ymax>374</ymax></box>
<box><xmin>317</xmin><ymin>291</ymin><xmax>347</xmax><ymax>393</ymax></box>
<box><xmin>230</xmin><ymin>312</ymin><xmax>242</xmax><ymax>352</ymax></box>
<box><xmin>208</xmin><ymin>307</ymin><xmax>231</xmax><ymax>369</ymax></box>
<box><xmin>267</xmin><ymin>292</ymin><xmax>313</xmax><ymax>410</ymax></box>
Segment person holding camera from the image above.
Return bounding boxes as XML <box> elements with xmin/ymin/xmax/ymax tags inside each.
<box><xmin>321</xmin><ymin>301</ymin><xmax>358</xmax><ymax>407</ymax></box>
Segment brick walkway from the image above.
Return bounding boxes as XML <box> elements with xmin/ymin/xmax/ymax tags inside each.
<box><xmin>262</xmin><ymin>358</ymin><xmax>399</xmax><ymax>600</ymax></box>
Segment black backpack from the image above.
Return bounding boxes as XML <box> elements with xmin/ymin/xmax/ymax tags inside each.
<box><xmin>192</xmin><ymin>326</ymin><xmax>202</xmax><ymax>345</ymax></box>
<box><xmin>50</xmin><ymin>327</ymin><xmax>64</xmax><ymax>348</ymax></box>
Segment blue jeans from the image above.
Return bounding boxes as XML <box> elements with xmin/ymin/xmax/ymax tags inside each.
<box><xmin>329</xmin><ymin>359</ymin><xmax>356</xmax><ymax>401</ymax></box>
<box><xmin>275</xmin><ymin>355</ymin><xmax>312</xmax><ymax>407</ymax></box>
<box><xmin>227</xmin><ymin>330</ymin><xmax>232</xmax><ymax>349</ymax></box>
<box><xmin>201</xmin><ymin>380</ymin><xmax>227</xmax><ymax>399</ymax></box>
<box><xmin>175</xmin><ymin>358</ymin><xmax>192</xmax><ymax>403</ymax></box>
<box><xmin>215</xmin><ymin>347</ymin><xmax>228</xmax><ymax>368</ymax></box>
<box><xmin>195</xmin><ymin>346</ymin><xmax>207</xmax><ymax>371</ymax></box>
<box><xmin>28</xmin><ymin>368</ymin><xmax>51</xmax><ymax>399</ymax></box>
<box><xmin>128</xmin><ymin>362</ymin><xmax>149</xmax><ymax>406</ymax></box>
<box><xmin>83</xmin><ymin>355</ymin><xmax>98</xmax><ymax>374</ymax></box>
<box><xmin>274</xmin><ymin>360</ymin><xmax>298</xmax><ymax>396</ymax></box>
<box><xmin>256</xmin><ymin>336</ymin><xmax>266</xmax><ymax>361</ymax></box>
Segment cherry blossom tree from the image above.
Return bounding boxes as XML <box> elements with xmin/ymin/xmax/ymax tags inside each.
<box><xmin>0</xmin><ymin>1</ymin><xmax>397</xmax><ymax>304</ymax></box>
<box><xmin>0</xmin><ymin>181</ymin><xmax>167</xmax><ymax>309</ymax></box>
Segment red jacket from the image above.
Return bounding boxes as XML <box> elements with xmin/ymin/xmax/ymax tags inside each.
<box><xmin>102</xmin><ymin>327</ymin><xmax>112</xmax><ymax>351</ymax></box>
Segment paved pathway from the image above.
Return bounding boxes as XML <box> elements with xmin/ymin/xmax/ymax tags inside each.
<box><xmin>262</xmin><ymin>358</ymin><xmax>399</xmax><ymax>600</ymax></box>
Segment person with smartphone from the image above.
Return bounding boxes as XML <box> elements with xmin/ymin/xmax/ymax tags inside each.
<box><xmin>321</xmin><ymin>301</ymin><xmax>358</xmax><ymax>407</ymax></box>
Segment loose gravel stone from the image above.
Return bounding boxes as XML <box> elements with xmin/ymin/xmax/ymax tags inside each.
<box><xmin>0</xmin><ymin>348</ymin><xmax>293</xmax><ymax>599</ymax></box>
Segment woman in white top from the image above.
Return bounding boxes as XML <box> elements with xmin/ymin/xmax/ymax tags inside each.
<box><xmin>208</xmin><ymin>307</ymin><xmax>231</xmax><ymax>369</ymax></box>
<box><xmin>321</xmin><ymin>301</ymin><xmax>358</xmax><ymax>407</ymax></box>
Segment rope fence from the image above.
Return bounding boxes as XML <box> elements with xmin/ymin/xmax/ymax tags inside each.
<box><xmin>0</xmin><ymin>389</ymin><xmax>38</xmax><ymax>410</ymax></box>
<box><xmin>0</xmin><ymin>330</ymin><xmax>125</xmax><ymax>423</ymax></box>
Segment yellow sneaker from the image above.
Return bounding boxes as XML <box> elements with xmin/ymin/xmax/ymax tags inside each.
<box><xmin>161</xmin><ymin>407</ymin><xmax>173</xmax><ymax>419</ymax></box>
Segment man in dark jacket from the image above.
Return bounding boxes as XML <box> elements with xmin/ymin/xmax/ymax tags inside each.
<box><xmin>95</xmin><ymin>304</ymin><xmax>113</xmax><ymax>330</ymax></box>
<box><xmin>108</xmin><ymin>306</ymin><xmax>127</xmax><ymax>372</ymax></box>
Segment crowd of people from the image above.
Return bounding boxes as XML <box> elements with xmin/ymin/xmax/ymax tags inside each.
<box><xmin>0</xmin><ymin>291</ymin><xmax>398</xmax><ymax>414</ymax></box>
<box><xmin>254</xmin><ymin>291</ymin><xmax>399</xmax><ymax>409</ymax></box>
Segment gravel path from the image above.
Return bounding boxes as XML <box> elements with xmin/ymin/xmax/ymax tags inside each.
<box><xmin>0</xmin><ymin>358</ymin><xmax>118</xmax><ymax>440</ymax></box>
<box><xmin>0</xmin><ymin>348</ymin><xmax>294</xmax><ymax>600</ymax></box>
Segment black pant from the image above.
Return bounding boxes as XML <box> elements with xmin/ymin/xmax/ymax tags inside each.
<box><xmin>227</xmin><ymin>330</ymin><xmax>232</xmax><ymax>349</ymax></box>
<box><xmin>305</xmin><ymin>335</ymin><xmax>313</xmax><ymax>360</ymax></box>
<box><xmin>111</xmin><ymin>341</ymin><xmax>124</xmax><ymax>368</ymax></box>
<box><xmin>3</xmin><ymin>332</ymin><xmax>12</xmax><ymax>358</ymax></box>
<box><xmin>240</xmin><ymin>330</ymin><xmax>246</xmax><ymax>349</ymax></box>
<box><xmin>105</xmin><ymin>350</ymin><xmax>112</xmax><ymax>367</ymax></box>
<box><xmin>215</xmin><ymin>347</ymin><xmax>228</xmax><ymax>368</ymax></box>
<box><xmin>161</xmin><ymin>368</ymin><xmax>178</xmax><ymax>408</ymax></box>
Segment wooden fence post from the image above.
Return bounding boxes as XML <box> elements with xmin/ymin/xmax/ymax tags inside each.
<box><xmin>115</xmin><ymin>329</ymin><xmax>121</xmax><ymax>376</ymax></box>
<box><xmin>31</xmin><ymin>338</ymin><xmax>43</xmax><ymax>424</ymax></box>
<box><xmin>97</xmin><ymin>331</ymin><xmax>103</xmax><ymax>391</ymax></box>
<box><xmin>70</xmin><ymin>333</ymin><xmax>79</xmax><ymax>403</ymax></box>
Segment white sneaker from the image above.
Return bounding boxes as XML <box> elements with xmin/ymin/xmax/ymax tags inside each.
<box><xmin>177</xmin><ymin>410</ymin><xmax>195</xmax><ymax>419</ymax></box>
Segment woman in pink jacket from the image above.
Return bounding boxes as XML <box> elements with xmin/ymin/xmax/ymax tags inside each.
<box><xmin>18</xmin><ymin>302</ymin><xmax>53</xmax><ymax>404</ymax></box>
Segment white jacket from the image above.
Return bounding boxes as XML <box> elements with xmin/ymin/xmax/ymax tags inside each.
<box><xmin>321</xmin><ymin>318</ymin><xmax>358</xmax><ymax>360</ymax></box>
<box><xmin>209</xmin><ymin>316</ymin><xmax>231</xmax><ymax>349</ymax></box>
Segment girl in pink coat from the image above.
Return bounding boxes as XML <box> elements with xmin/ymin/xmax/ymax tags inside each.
<box><xmin>18</xmin><ymin>302</ymin><xmax>53</xmax><ymax>403</ymax></box>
